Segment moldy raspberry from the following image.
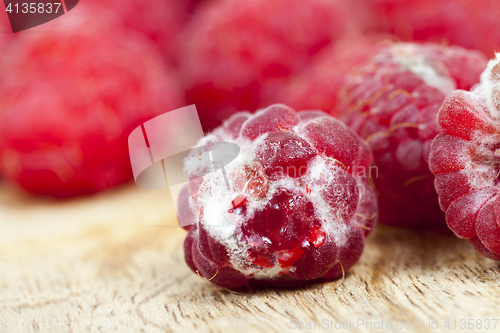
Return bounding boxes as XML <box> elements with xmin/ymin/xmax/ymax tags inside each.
<box><xmin>339</xmin><ymin>42</ymin><xmax>486</xmax><ymax>227</ymax></box>
<box><xmin>179</xmin><ymin>104</ymin><xmax>378</xmax><ymax>291</ymax></box>
<box><xmin>429</xmin><ymin>53</ymin><xmax>500</xmax><ymax>260</ymax></box>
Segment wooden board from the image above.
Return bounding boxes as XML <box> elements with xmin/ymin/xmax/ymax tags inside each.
<box><xmin>0</xmin><ymin>182</ymin><xmax>499</xmax><ymax>333</ymax></box>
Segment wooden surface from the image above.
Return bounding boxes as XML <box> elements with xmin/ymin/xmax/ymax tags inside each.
<box><xmin>0</xmin><ymin>181</ymin><xmax>499</xmax><ymax>333</ymax></box>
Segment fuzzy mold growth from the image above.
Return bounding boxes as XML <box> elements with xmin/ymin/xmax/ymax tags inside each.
<box><xmin>178</xmin><ymin>104</ymin><xmax>378</xmax><ymax>291</ymax></box>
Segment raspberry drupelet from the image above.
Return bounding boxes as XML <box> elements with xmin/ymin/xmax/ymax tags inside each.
<box><xmin>429</xmin><ymin>54</ymin><xmax>500</xmax><ymax>260</ymax></box>
<box><xmin>178</xmin><ymin>104</ymin><xmax>378</xmax><ymax>291</ymax></box>
<box><xmin>339</xmin><ymin>42</ymin><xmax>487</xmax><ymax>227</ymax></box>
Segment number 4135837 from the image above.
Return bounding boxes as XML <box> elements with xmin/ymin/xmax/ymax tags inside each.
<box><xmin>5</xmin><ymin>3</ymin><xmax>62</xmax><ymax>14</ymax></box>
<box><xmin>444</xmin><ymin>319</ymin><xmax>499</xmax><ymax>330</ymax></box>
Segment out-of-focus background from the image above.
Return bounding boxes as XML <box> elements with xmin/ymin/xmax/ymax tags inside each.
<box><xmin>1</xmin><ymin>0</ymin><xmax>500</xmax><ymax>331</ymax></box>
<box><xmin>1</xmin><ymin>0</ymin><xmax>500</xmax><ymax>198</ymax></box>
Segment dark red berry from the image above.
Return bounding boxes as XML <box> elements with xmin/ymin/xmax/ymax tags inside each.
<box><xmin>339</xmin><ymin>42</ymin><xmax>486</xmax><ymax>227</ymax></box>
<box><xmin>179</xmin><ymin>104</ymin><xmax>378</xmax><ymax>291</ymax></box>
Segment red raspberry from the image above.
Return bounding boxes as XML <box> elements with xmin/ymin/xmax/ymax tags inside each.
<box><xmin>178</xmin><ymin>0</ymin><xmax>359</xmax><ymax>130</ymax></box>
<box><xmin>339</xmin><ymin>42</ymin><xmax>486</xmax><ymax>227</ymax></box>
<box><xmin>0</xmin><ymin>7</ymin><xmax>12</xmax><ymax>50</ymax></box>
<box><xmin>0</xmin><ymin>8</ymin><xmax>184</xmax><ymax>197</ymax></box>
<box><xmin>429</xmin><ymin>54</ymin><xmax>500</xmax><ymax>260</ymax></box>
<box><xmin>0</xmin><ymin>10</ymin><xmax>11</xmax><ymax>85</ymax></box>
<box><xmin>179</xmin><ymin>104</ymin><xmax>378</xmax><ymax>291</ymax></box>
<box><xmin>185</xmin><ymin>0</ymin><xmax>206</xmax><ymax>12</ymax></box>
<box><xmin>364</xmin><ymin>0</ymin><xmax>500</xmax><ymax>57</ymax></box>
<box><xmin>275</xmin><ymin>37</ymin><xmax>391</xmax><ymax>116</ymax></box>
<box><xmin>0</xmin><ymin>5</ymin><xmax>10</xmax><ymax>32</ymax></box>
<box><xmin>85</xmin><ymin>0</ymin><xmax>188</xmax><ymax>63</ymax></box>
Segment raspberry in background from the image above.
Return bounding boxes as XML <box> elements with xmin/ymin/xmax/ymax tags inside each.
<box><xmin>274</xmin><ymin>36</ymin><xmax>392</xmax><ymax>116</ymax></box>
<box><xmin>0</xmin><ymin>7</ymin><xmax>184</xmax><ymax>197</ymax></box>
<box><xmin>0</xmin><ymin>4</ymin><xmax>12</xmax><ymax>43</ymax></box>
<box><xmin>0</xmin><ymin>7</ymin><xmax>13</xmax><ymax>174</ymax></box>
<box><xmin>185</xmin><ymin>0</ymin><xmax>207</xmax><ymax>12</ymax></box>
<box><xmin>179</xmin><ymin>104</ymin><xmax>378</xmax><ymax>291</ymax></box>
<box><xmin>86</xmin><ymin>0</ymin><xmax>188</xmax><ymax>63</ymax></box>
<box><xmin>429</xmin><ymin>54</ymin><xmax>500</xmax><ymax>260</ymax></box>
<box><xmin>178</xmin><ymin>0</ymin><xmax>362</xmax><ymax>131</ymax></box>
<box><xmin>339</xmin><ymin>42</ymin><xmax>486</xmax><ymax>227</ymax></box>
<box><xmin>362</xmin><ymin>0</ymin><xmax>500</xmax><ymax>57</ymax></box>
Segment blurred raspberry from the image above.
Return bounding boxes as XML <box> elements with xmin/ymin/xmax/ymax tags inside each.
<box><xmin>0</xmin><ymin>8</ymin><xmax>184</xmax><ymax>197</ymax></box>
<box><xmin>363</xmin><ymin>0</ymin><xmax>500</xmax><ymax>57</ymax></box>
<box><xmin>339</xmin><ymin>42</ymin><xmax>486</xmax><ymax>227</ymax></box>
<box><xmin>0</xmin><ymin>5</ymin><xmax>13</xmax><ymax>50</ymax></box>
<box><xmin>0</xmin><ymin>7</ymin><xmax>12</xmax><ymax>172</ymax></box>
<box><xmin>178</xmin><ymin>0</ymin><xmax>363</xmax><ymax>131</ymax></box>
<box><xmin>275</xmin><ymin>36</ymin><xmax>392</xmax><ymax>116</ymax></box>
<box><xmin>86</xmin><ymin>0</ymin><xmax>188</xmax><ymax>63</ymax></box>
<box><xmin>0</xmin><ymin>13</ymin><xmax>10</xmax><ymax>47</ymax></box>
<box><xmin>185</xmin><ymin>0</ymin><xmax>207</xmax><ymax>12</ymax></box>
<box><xmin>179</xmin><ymin>104</ymin><xmax>378</xmax><ymax>291</ymax></box>
<box><xmin>429</xmin><ymin>54</ymin><xmax>500</xmax><ymax>260</ymax></box>
<box><xmin>0</xmin><ymin>5</ymin><xmax>11</xmax><ymax>34</ymax></box>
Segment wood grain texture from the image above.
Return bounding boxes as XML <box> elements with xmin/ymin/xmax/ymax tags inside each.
<box><xmin>0</xmin><ymin>181</ymin><xmax>499</xmax><ymax>333</ymax></box>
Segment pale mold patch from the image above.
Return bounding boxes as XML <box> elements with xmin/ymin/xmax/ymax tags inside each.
<box><xmin>439</xmin><ymin>98</ymin><xmax>500</xmax><ymax>192</ymax></box>
<box><xmin>227</xmin><ymin>176</ymin><xmax>306</xmax><ymax>278</ymax></box>
<box><xmin>463</xmin><ymin>163</ymin><xmax>498</xmax><ymax>190</ymax></box>
<box><xmin>454</xmin><ymin>55</ymin><xmax>500</xmax><ymax>192</ymax></box>
<box><xmin>461</xmin><ymin>138</ymin><xmax>500</xmax><ymax>190</ymax></box>
<box><xmin>476</xmin><ymin>53</ymin><xmax>500</xmax><ymax>119</ymax></box>
<box><xmin>391</xmin><ymin>43</ymin><xmax>456</xmax><ymax>95</ymax></box>
<box><xmin>305</xmin><ymin>156</ymin><xmax>351</xmax><ymax>248</ymax></box>
<box><xmin>186</xmin><ymin>132</ymin><xmax>293</xmax><ymax>278</ymax></box>
<box><xmin>234</xmin><ymin>256</ymin><xmax>292</xmax><ymax>279</ymax></box>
